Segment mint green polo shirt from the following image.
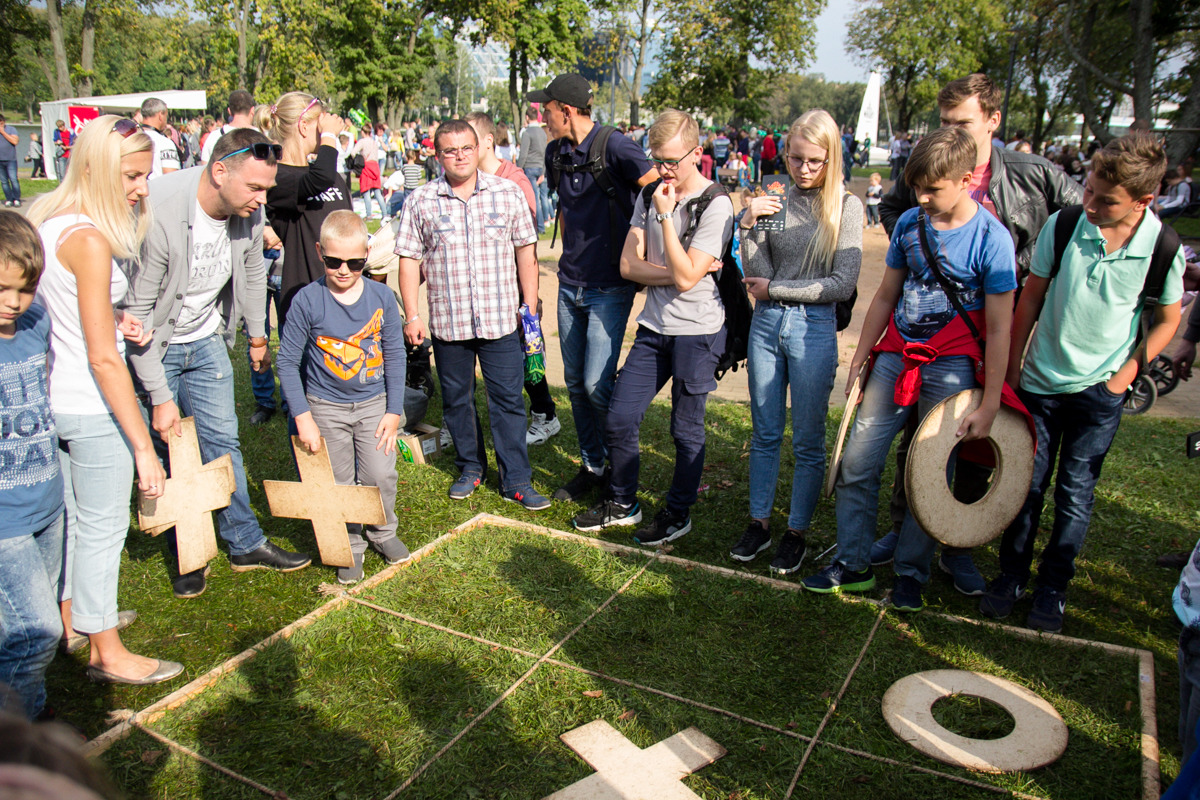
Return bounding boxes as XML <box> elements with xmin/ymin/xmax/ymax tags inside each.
<box><xmin>1021</xmin><ymin>209</ymin><xmax>1185</xmax><ymax>396</ymax></box>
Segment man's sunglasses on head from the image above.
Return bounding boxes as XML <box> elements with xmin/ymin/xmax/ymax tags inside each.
<box><xmin>218</xmin><ymin>143</ymin><xmax>283</xmax><ymax>162</ymax></box>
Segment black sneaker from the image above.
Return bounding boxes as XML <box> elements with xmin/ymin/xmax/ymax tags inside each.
<box><xmin>1026</xmin><ymin>586</ymin><xmax>1067</xmax><ymax>633</ymax></box>
<box><xmin>890</xmin><ymin>574</ymin><xmax>924</xmax><ymax>612</ymax></box>
<box><xmin>633</xmin><ymin>508</ymin><xmax>692</xmax><ymax>547</ymax></box>
<box><xmin>229</xmin><ymin>541</ymin><xmax>311</xmax><ymax>572</ymax></box>
<box><xmin>978</xmin><ymin>573</ymin><xmax>1027</xmax><ymax>619</ymax></box>
<box><xmin>729</xmin><ymin>521</ymin><xmax>771</xmax><ymax>562</ymax></box>
<box><xmin>801</xmin><ymin>562</ymin><xmax>875</xmax><ymax>594</ymax></box>
<box><xmin>573</xmin><ymin>499</ymin><xmax>641</xmax><ymax>532</ymax></box>
<box><xmin>769</xmin><ymin>530</ymin><xmax>808</xmax><ymax>575</ymax></box>
<box><xmin>173</xmin><ymin>565</ymin><xmax>210</xmax><ymax>599</ymax></box>
<box><xmin>553</xmin><ymin>466</ymin><xmax>607</xmax><ymax>502</ymax></box>
<box><xmin>249</xmin><ymin>404</ymin><xmax>275</xmax><ymax>425</ymax></box>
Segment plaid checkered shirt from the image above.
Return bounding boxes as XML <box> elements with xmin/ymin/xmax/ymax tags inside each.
<box><xmin>393</xmin><ymin>170</ymin><xmax>538</xmax><ymax>342</ymax></box>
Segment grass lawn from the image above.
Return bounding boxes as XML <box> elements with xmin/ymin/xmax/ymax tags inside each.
<box><xmin>45</xmin><ymin>335</ymin><xmax>1200</xmax><ymax>798</ymax></box>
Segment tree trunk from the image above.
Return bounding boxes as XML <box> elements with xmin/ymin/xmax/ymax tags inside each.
<box><xmin>237</xmin><ymin>0</ymin><xmax>252</xmax><ymax>90</ymax></box>
<box><xmin>78</xmin><ymin>0</ymin><xmax>95</xmax><ymax>97</ymax></box>
<box><xmin>508</xmin><ymin>45</ymin><xmax>520</xmax><ymax>132</ymax></box>
<box><xmin>1129</xmin><ymin>0</ymin><xmax>1154</xmax><ymax>128</ymax></box>
<box><xmin>44</xmin><ymin>0</ymin><xmax>74</xmax><ymax>99</ymax></box>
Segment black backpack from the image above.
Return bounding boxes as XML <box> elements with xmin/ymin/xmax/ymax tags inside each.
<box><xmin>548</xmin><ymin>125</ymin><xmax>632</xmax><ymax>267</ymax></box>
<box><xmin>1049</xmin><ymin>204</ymin><xmax>1182</xmax><ymax>375</ymax></box>
<box><xmin>638</xmin><ymin>179</ymin><xmax>751</xmax><ymax>379</ymax></box>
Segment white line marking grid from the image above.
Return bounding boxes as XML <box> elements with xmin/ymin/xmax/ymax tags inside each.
<box><xmin>88</xmin><ymin>513</ymin><xmax>1160</xmax><ymax>800</ymax></box>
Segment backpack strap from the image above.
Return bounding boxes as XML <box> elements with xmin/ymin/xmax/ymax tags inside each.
<box><xmin>1132</xmin><ymin>223</ymin><xmax>1183</xmax><ymax>373</ymax></box>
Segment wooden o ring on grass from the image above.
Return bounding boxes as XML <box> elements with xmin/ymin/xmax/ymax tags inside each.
<box><xmin>823</xmin><ymin>362</ymin><xmax>867</xmax><ymax>498</ymax></box>
<box><xmin>904</xmin><ymin>389</ymin><xmax>1034</xmax><ymax>549</ymax></box>
<box><xmin>882</xmin><ymin>669</ymin><xmax>1068</xmax><ymax>773</ymax></box>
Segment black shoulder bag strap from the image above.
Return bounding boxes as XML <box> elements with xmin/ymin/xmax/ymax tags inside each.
<box><xmin>916</xmin><ymin>211</ymin><xmax>985</xmax><ymax>351</ymax></box>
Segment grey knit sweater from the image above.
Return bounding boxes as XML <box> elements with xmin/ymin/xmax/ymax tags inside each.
<box><xmin>741</xmin><ymin>186</ymin><xmax>863</xmax><ymax>304</ymax></box>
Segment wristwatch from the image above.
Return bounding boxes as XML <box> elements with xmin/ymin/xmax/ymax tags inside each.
<box><xmin>655</xmin><ymin>212</ymin><xmax>672</xmax><ymax>223</ymax></box>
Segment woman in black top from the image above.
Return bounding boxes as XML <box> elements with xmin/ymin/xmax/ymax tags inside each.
<box><xmin>255</xmin><ymin>92</ymin><xmax>351</xmax><ymax>328</ymax></box>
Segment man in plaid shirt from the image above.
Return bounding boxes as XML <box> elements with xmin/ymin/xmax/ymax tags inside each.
<box><xmin>394</xmin><ymin>119</ymin><xmax>550</xmax><ymax>510</ymax></box>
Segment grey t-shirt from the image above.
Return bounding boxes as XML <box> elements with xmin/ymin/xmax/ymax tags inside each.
<box><xmin>517</xmin><ymin>124</ymin><xmax>547</xmax><ymax>170</ymax></box>
<box><xmin>632</xmin><ymin>183</ymin><xmax>734</xmax><ymax>336</ymax></box>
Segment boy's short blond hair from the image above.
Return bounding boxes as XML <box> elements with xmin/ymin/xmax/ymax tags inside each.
<box><xmin>870</xmin><ymin>172</ymin><xmax>881</xmax><ymax>181</ymax></box>
<box><xmin>1090</xmin><ymin>132</ymin><xmax>1167</xmax><ymax>199</ymax></box>
<box><xmin>320</xmin><ymin>210</ymin><xmax>369</xmax><ymax>251</ymax></box>
<box><xmin>648</xmin><ymin>109</ymin><xmax>699</xmax><ymax>152</ymax></box>
<box><xmin>0</xmin><ymin>210</ymin><xmax>45</xmax><ymax>288</ymax></box>
<box><xmin>904</xmin><ymin>127</ymin><xmax>976</xmax><ymax>190</ymax></box>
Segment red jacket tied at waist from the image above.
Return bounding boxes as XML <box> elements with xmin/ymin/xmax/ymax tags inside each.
<box><xmin>871</xmin><ymin>311</ymin><xmax>985</xmax><ymax>406</ymax></box>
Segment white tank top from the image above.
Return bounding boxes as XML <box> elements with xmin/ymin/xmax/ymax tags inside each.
<box><xmin>35</xmin><ymin>214</ymin><xmax>128</xmax><ymax>416</ymax></box>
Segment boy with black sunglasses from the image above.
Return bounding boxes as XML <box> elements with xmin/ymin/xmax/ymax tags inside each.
<box><xmin>276</xmin><ymin>210</ymin><xmax>410</xmax><ymax>584</ymax></box>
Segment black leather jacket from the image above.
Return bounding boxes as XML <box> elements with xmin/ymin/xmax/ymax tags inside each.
<box><xmin>879</xmin><ymin>145</ymin><xmax>1083</xmax><ymax>276</ymax></box>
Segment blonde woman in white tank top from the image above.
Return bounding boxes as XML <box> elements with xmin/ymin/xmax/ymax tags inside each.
<box><xmin>28</xmin><ymin>115</ymin><xmax>181</xmax><ymax>686</ymax></box>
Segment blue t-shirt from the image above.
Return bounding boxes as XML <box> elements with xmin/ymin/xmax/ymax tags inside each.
<box><xmin>0</xmin><ymin>126</ymin><xmax>17</xmax><ymax>161</ymax></box>
<box><xmin>545</xmin><ymin>124</ymin><xmax>651</xmax><ymax>288</ymax></box>
<box><xmin>276</xmin><ymin>278</ymin><xmax>406</xmax><ymax>417</ymax></box>
<box><xmin>0</xmin><ymin>304</ymin><xmax>64</xmax><ymax>539</ymax></box>
<box><xmin>886</xmin><ymin>205</ymin><xmax>1017</xmax><ymax>342</ymax></box>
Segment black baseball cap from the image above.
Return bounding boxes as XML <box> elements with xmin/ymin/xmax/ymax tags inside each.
<box><xmin>526</xmin><ymin>74</ymin><xmax>593</xmax><ymax>110</ymax></box>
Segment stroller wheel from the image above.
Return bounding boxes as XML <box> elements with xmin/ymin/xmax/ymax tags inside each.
<box><xmin>1150</xmin><ymin>355</ymin><xmax>1180</xmax><ymax>395</ymax></box>
<box><xmin>1122</xmin><ymin>374</ymin><xmax>1157</xmax><ymax>415</ymax></box>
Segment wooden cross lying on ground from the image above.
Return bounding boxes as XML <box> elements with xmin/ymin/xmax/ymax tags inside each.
<box><xmin>138</xmin><ymin>417</ymin><xmax>233</xmax><ymax>575</ymax></box>
<box><xmin>544</xmin><ymin>720</ymin><xmax>727</xmax><ymax>799</ymax></box>
<box><xmin>262</xmin><ymin>437</ymin><xmax>385</xmax><ymax>568</ymax></box>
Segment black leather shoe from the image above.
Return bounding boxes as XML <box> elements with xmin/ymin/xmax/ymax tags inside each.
<box><xmin>174</xmin><ymin>565</ymin><xmax>210</xmax><ymax>599</ymax></box>
<box><xmin>229</xmin><ymin>541</ymin><xmax>311</xmax><ymax>573</ymax></box>
<box><xmin>250</xmin><ymin>405</ymin><xmax>276</xmax><ymax>425</ymax></box>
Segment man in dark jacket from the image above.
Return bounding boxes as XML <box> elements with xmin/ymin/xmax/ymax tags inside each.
<box><xmin>872</xmin><ymin>73</ymin><xmax>1082</xmax><ymax>593</ymax></box>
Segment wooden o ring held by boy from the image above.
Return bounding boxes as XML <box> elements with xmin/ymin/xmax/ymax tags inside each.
<box><xmin>824</xmin><ymin>361</ymin><xmax>867</xmax><ymax>498</ymax></box>
<box><xmin>904</xmin><ymin>388</ymin><xmax>1034</xmax><ymax>548</ymax></box>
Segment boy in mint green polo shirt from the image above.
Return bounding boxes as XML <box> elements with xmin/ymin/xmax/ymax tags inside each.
<box><xmin>979</xmin><ymin>132</ymin><xmax>1185</xmax><ymax>634</ymax></box>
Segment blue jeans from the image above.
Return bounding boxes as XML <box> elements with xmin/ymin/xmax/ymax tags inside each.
<box><xmin>361</xmin><ymin>188</ymin><xmax>386</xmax><ymax>218</ymax></box>
<box><xmin>151</xmin><ymin>334</ymin><xmax>267</xmax><ymax>555</ymax></box>
<box><xmin>835</xmin><ymin>351</ymin><xmax>977</xmax><ymax>577</ymax></box>
<box><xmin>0</xmin><ymin>160</ymin><xmax>19</xmax><ymax>203</ymax></box>
<box><xmin>56</xmin><ymin>412</ymin><xmax>135</xmax><ymax>632</ymax></box>
<box><xmin>431</xmin><ymin>331</ymin><xmax>533</xmax><ymax>492</ymax></box>
<box><xmin>607</xmin><ymin>326</ymin><xmax>724</xmax><ymax>513</ymax></box>
<box><xmin>747</xmin><ymin>302</ymin><xmax>838</xmax><ymax>530</ymax></box>
<box><xmin>557</xmin><ymin>283</ymin><xmax>636</xmax><ymax>471</ymax></box>
<box><xmin>523</xmin><ymin>167</ymin><xmax>551</xmax><ymax>231</ymax></box>
<box><xmin>247</xmin><ymin>273</ymin><xmax>282</xmax><ymax>410</ymax></box>
<box><xmin>388</xmin><ymin>190</ymin><xmax>408</xmax><ymax>218</ymax></box>
<box><xmin>997</xmin><ymin>382</ymin><xmax>1124</xmax><ymax>590</ymax></box>
<box><xmin>0</xmin><ymin>513</ymin><xmax>65</xmax><ymax>719</ymax></box>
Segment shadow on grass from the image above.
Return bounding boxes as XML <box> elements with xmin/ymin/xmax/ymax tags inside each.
<box><xmin>193</xmin><ymin>633</ymin><xmax>399</xmax><ymax>799</ymax></box>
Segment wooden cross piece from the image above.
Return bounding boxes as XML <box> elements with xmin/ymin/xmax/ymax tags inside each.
<box><xmin>544</xmin><ymin>720</ymin><xmax>727</xmax><ymax>800</ymax></box>
<box><xmin>138</xmin><ymin>417</ymin><xmax>234</xmax><ymax>576</ymax></box>
<box><xmin>262</xmin><ymin>436</ymin><xmax>386</xmax><ymax>568</ymax></box>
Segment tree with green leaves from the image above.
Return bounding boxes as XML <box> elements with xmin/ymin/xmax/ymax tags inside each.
<box><xmin>470</xmin><ymin>0</ymin><xmax>589</xmax><ymax>128</ymax></box>
<box><xmin>846</xmin><ymin>0</ymin><xmax>1006</xmax><ymax>131</ymax></box>
<box><xmin>645</xmin><ymin>0</ymin><xmax>823</xmax><ymax>126</ymax></box>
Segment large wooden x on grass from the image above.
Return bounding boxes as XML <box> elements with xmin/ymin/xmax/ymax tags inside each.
<box><xmin>138</xmin><ymin>417</ymin><xmax>233</xmax><ymax>575</ymax></box>
<box><xmin>262</xmin><ymin>436</ymin><xmax>386</xmax><ymax>568</ymax></box>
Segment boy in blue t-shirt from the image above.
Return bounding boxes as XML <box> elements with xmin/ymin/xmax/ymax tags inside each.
<box><xmin>0</xmin><ymin>211</ymin><xmax>65</xmax><ymax>719</ymax></box>
<box><xmin>276</xmin><ymin>210</ymin><xmax>410</xmax><ymax>584</ymax></box>
<box><xmin>981</xmin><ymin>133</ymin><xmax>1185</xmax><ymax>634</ymax></box>
<box><xmin>802</xmin><ymin>127</ymin><xmax>1016</xmax><ymax>612</ymax></box>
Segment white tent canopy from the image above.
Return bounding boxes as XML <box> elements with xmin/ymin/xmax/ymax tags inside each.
<box><xmin>38</xmin><ymin>90</ymin><xmax>207</xmax><ymax>179</ymax></box>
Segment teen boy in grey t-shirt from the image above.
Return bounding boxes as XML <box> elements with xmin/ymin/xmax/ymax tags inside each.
<box><xmin>571</xmin><ymin>109</ymin><xmax>734</xmax><ymax>548</ymax></box>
